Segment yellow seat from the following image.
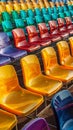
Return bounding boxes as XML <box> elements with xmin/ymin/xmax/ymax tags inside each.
<box><xmin>0</xmin><ymin>4</ymin><xmax>6</xmax><ymax>13</ymax></box>
<box><xmin>13</xmin><ymin>1</ymin><xmax>21</xmax><ymax>12</ymax></box>
<box><xmin>69</xmin><ymin>37</ymin><xmax>73</xmax><ymax>56</ymax></box>
<box><xmin>6</xmin><ymin>2</ymin><xmax>13</xmax><ymax>13</ymax></box>
<box><xmin>20</xmin><ymin>2</ymin><xmax>28</xmax><ymax>11</ymax></box>
<box><xmin>32</xmin><ymin>2</ymin><xmax>40</xmax><ymax>9</ymax></box>
<box><xmin>57</xmin><ymin>41</ymin><xmax>73</xmax><ymax>70</ymax></box>
<box><xmin>43</xmin><ymin>0</ymin><xmax>50</xmax><ymax>8</ymax></box>
<box><xmin>41</xmin><ymin>47</ymin><xmax>73</xmax><ymax>83</ymax></box>
<box><xmin>21</xmin><ymin>55</ymin><xmax>62</xmax><ymax>97</ymax></box>
<box><xmin>27</xmin><ymin>1</ymin><xmax>34</xmax><ymax>10</ymax></box>
<box><xmin>0</xmin><ymin>65</ymin><xmax>43</xmax><ymax>116</ymax></box>
<box><xmin>0</xmin><ymin>109</ymin><xmax>17</xmax><ymax>130</ymax></box>
<box><xmin>38</xmin><ymin>0</ymin><xmax>45</xmax><ymax>9</ymax></box>
<box><xmin>49</xmin><ymin>2</ymin><xmax>54</xmax><ymax>7</ymax></box>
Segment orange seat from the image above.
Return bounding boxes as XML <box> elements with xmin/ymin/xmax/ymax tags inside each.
<box><xmin>41</xmin><ymin>47</ymin><xmax>73</xmax><ymax>83</ymax></box>
<box><xmin>0</xmin><ymin>65</ymin><xmax>43</xmax><ymax>116</ymax></box>
<box><xmin>69</xmin><ymin>37</ymin><xmax>73</xmax><ymax>56</ymax></box>
<box><xmin>0</xmin><ymin>109</ymin><xmax>17</xmax><ymax>130</ymax></box>
<box><xmin>21</xmin><ymin>55</ymin><xmax>62</xmax><ymax>96</ymax></box>
<box><xmin>57</xmin><ymin>41</ymin><xmax>73</xmax><ymax>69</ymax></box>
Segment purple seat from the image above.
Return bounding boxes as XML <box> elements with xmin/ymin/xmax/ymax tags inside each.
<box><xmin>0</xmin><ymin>54</ymin><xmax>11</xmax><ymax>66</ymax></box>
<box><xmin>0</xmin><ymin>32</ymin><xmax>27</xmax><ymax>59</ymax></box>
<box><xmin>22</xmin><ymin>118</ymin><xmax>50</xmax><ymax>130</ymax></box>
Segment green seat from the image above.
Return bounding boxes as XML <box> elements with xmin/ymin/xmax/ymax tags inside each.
<box><xmin>2</xmin><ymin>20</ymin><xmax>13</xmax><ymax>38</ymax></box>
<box><xmin>64</xmin><ymin>11</ymin><xmax>71</xmax><ymax>17</ymax></box>
<box><xmin>58</xmin><ymin>12</ymin><xmax>65</xmax><ymax>19</ymax></box>
<box><xmin>51</xmin><ymin>13</ymin><xmax>58</xmax><ymax>20</ymax></box>
<box><xmin>47</xmin><ymin>7</ymin><xmax>52</xmax><ymax>14</ymax></box>
<box><xmin>35</xmin><ymin>15</ymin><xmax>44</xmax><ymax>24</ymax></box>
<box><xmin>2</xmin><ymin>12</ymin><xmax>11</xmax><ymax>21</ymax></box>
<box><xmin>20</xmin><ymin>10</ymin><xmax>27</xmax><ymax>21</ymax></box>
<box><xmin>11</xmin><ymin>11</ymin><xmax>19</xmax><ymax>20</ymax></box>
<box><xmin>41</xmin><ymin>8</ymin><xmax>47</xmax><ymax>15</ymax></box>
<box><xmin>27</xmin><ymin>9</ymin><xmax>34</xmax><ymax>17</ymax></box>
<box><xmin>34</xmin><ymin>8</ymin><xmax>41</xmax><ymax>16</ymax></box>
<box><xmin>26</xmin><ymin>17</ymin><xmax>35</xmax><ymax>26</ymax></box>
<box><xmin>43</xmin><ymin>14</ymin><xmax>51</xmax><ymax>23</ymax></box>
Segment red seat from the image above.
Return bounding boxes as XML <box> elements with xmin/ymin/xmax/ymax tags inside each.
<box><xmin>12</xmin><ymin>28</ymin><xmax>40</xmax><ymax>52</ymax></box>
<box><xmin>65</xmin><ymin>17</ymin><xmax>73</xmax><ymax>35</ymax></box>
<box><xmin>49</xmin><ymin>20</ymin><xmax>69</xmax><ymax>39</ymax></box>
<box><xmin>57</xmin><ymin>18</ymin><xmax>71</xmax><ymax>36</ymax></box>
<box><xmin>26</xmin><ymin>25</ymin><xmax>51</xmax><ymax>47</ymax></box>
<box><xmin>38</xmin><ymin>22</ymin><xmax>61</xmax><ymax>42</ymax></box>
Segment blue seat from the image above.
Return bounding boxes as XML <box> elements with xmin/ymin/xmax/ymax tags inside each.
<box><xmin>0</xmin><ymin>32</ymin><xmax>27</xmax><ymax>59</ymax></box>
<box><xmin>0</xmin><ymin>54</ymin><xmax>11</xmax><ymax>66</ymax></box>
<box><xmin>51</xmin><ymin>90</ymin><xmax>73</xmax><ymax>130</ymax></box>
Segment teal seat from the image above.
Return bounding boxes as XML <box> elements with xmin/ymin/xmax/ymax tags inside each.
<box><xmin>58</xmin><ymin>12</ymin><xmax>65</xmax><ymax>19</ymax></box>
<box><xmin>67</xmin><ymin>5</ymin><xmax>73</xmax><ymax>11</ymax></box>
<box><xmin>57</xmin><ymin>6</ymin><xmax>63</xmax><ymax>13</ymax></box>
<box><xmin>27</xmin><ymin>9</ymin><xmax>34</xmax><ymax>17</ymax></box>
<box><xmin>52</xmin><ymin>6</ymin><xmax>57</xmax><ymax>13</ymax></box>
<box><xmin>35</xmin><ymin>15</ymin><xmax>44</xmax><ymax>24</ymax></box>
<box><xmin>63</xmin><ymin>5</ymin><xmax>68</xmax><ymax>12</ymax></box>
<box><xmin>14</xmin><ymin>19</ymin><xmax>25</xmax><ymax>28</ymax></box>
<box><xmin>2</xmin><ymin>20</ymin><xmax>13</xmax><ymax>38</ymax></box>
<box><xmin>51</xmin><ymin>13</ymin><xmax>58</xmax><ymax>20</ymax></box>
<box><xmin>41</xmin><ymin>8</ymin><xmax>47</xmax><ymax>15</ymax></box>
<box><xmin>11</xmin><ymin>11</ymin><xmax>19</xmax><ymax>20</ymax></box>
<box><xmin>43</xmin><ymin>14</ymin><xmax>51</xmax><ymax>23</ymax></box>
<box><xmin>64</xmin><ymin>11</ymin><xmax>71</xmax><ymax>17</ymax></box>
<box><xmin>34</xmin><ymin>8</ymin><xmax>41</xmax><ymax>16</ymax></box>
<box><xmin>47</xmin><ymin>7</ymin><xmax>52</xmax><ymax>14</ymax></box>
<box><xmin>26</xmin><ymin>17</ymin><xmax>35</xmax><ymax>26</ymax></box>
<box><xmin>70</xmin><ymin>10</ymin><xmax>73</xmax><ymax>17</ymax></box>
<box><xmin>20</xmin><ymin>10</ymin><xmax>27</xmax><ymax>21</ymax></box>
<box><xmin>2</xmin><ymin>12</ymin><xmax>11</xmax><ymax>21</ymax></box>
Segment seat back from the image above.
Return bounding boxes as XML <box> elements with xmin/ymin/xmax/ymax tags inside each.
<box><xmin>65</xmin><ymin>17</ymin><xmax>72</xmax><ymax>25</ymax></box>
<box><xmin>12</xmin><ymin>28</ymin><xmax>27</xmax><ymax>47</ymax></box>
<box><xmin>69</xmin><ymin>37</ymin><xmax>73</xmax><ymax>56</ymax></box>
<box><xmin>0</xmin><ymin>65</ymin><xmax>20</xmax><ymax>96</ymax></box>
<box><xmin>57</xmin><ymin>18</ymin><xmax>65</xmax><ymax>27</ymax></box>
<box><xmin>21</xmin><ymin>55</ymin><xmax>41</xmax><ymax>86</ymax></box>
<box><xmin>34</xmin><ymin>8</ymin><xmax>41</xmax><ymax>16</ymax></box>
<box><xmin>11</xmin><ymin>11</ymin><xmax>19</xmax><ymax>20</ymax></box>
<box><xmin>27</xmin><ymin>9</ymin><xmax>34</xmax><ymax>17</ymax></box>
<box><xmin>15</xmin><ymin>19</ymin><xmax>25</xmax><ymax>28</ymax></box>
<box><xmin>56</xmin><ymin>41</ymin><xmax>70</xmax><ymax>64</ymax></box>
<box><xmin>2</xmin><ymin>21</ymin><xmax>13</xmax><ymax>32</ymax></box>
<box><xmin>35</xmin><ymin>15</ymin><xmax>44</xmax><ymax>24</ymax></box>
<box><xmin>13</xmin><ymin>2</ymin><xmax>21</xmax><ymax>12</ymax></box>
<box><xmin>0</xmin><ymin>32</ymin><xmax>11</xmax><ymax>49</ymax></box>
<box><xmin>26</xmin><ymin>26</ymin><xmax>40</xmax><ymax>42</ymax></box>
<box><xmin>22</xmin><ymin>118</ymin><xmax>50</xmax><ymax>130</ymax></box>
<box><xmin>38</xmin><ymin>23</ymin><xmax>49</xmax><ymax>38</ymax></box>
<box><xmin>20</xmin><ymin>10</ymin><xmax>27</xmax><ymax>20</ymax></box>
<box><xmin>43</xmin><ymin>14</ymin><xmax>51</xmax><ymax>23</ymax></box>
<box><xmin>41</xmin><ymin>47</ymin><xmax>58</xmax><ymax>73</ymax></box>
<box><xmin>2</xmin><ymin>11</ymin><xmax>11</xmax><ymax>21</ymax></box>
<box><xmin>49</xmin><ymin>20</ymin><xmax>58</xmax><ymax>33</ymax></box>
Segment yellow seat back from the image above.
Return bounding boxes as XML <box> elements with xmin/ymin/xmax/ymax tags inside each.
<box><xmin>21</xmin><ymin>55</ymin><xmax>41</xmax><ymax>86</ymax></box>
<box><xmin>6</xmin><ymin>2</ymin><xmax>13</xmax><ymax>13</ymax></box>
<box><xmin>57</xmin><ymin>41</ymin><xmax>70</xmax><ymax>65</ymax></box>
<box><xmin>69</xmin><ymin>37</ymin><xmax>73</xmax><ymax>56</ymax></box>
<box><xmin>41</xmin><ymin>47</ymin><xmax>58</xmax><ymax>74</ymax></box>
<box><xmin>0</xmin><ymin>65</ymin><xmax>20</xmax><ymax>96</ymax></box>
<box><xmin>13</xmin><ymin>2</ymin><xmax>21</xmax><ymax>12</ymax></box>
<box><xmin>20</xmin><ymin>2</ymin><xmax>28</xmax><ymax>10</ymax></box>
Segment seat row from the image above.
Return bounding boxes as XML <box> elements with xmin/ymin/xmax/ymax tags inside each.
<box><xmin>1</xmin><ymin>89</ymin><xmax>73</xmax><ymax>130</ymax></box>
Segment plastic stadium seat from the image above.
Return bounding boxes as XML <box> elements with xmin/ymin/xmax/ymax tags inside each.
<box><xmin>20</xmin><ymin>10</ymin><xmax>27</xmax><ymax>21</ymax></box>
<box><xmin>27</xmin><ymin>1</ymin><xmax>34</xmax><ymax>10</ymax></box>
<box><xmin>0</xmin><ymin>54</ymin><xmax>11</xmax><ymax>66</ymax></box>
<box><xmin>41</xmin><ymin>8</ymin><xmax>48</xmax><ymax>15</ymax></box>
<box><xmin>58</xmin><ymin>12</ymin><xmax>65</xmax><ymax>19</ymax></box>
<box><xmin>21</xmin><ymin>55</ymin><xmax>62</xmax><ymax>96</ymax></box>
<box><xmin>26</xmin><ymin>25</ymin><xmax>51</xmax><ymax>47</ymax></box>
<box><xmin>13</xmin><ymin>1</ymin><xmax>21</xmax><ymax>12</ymax></box>
<box><xmin>0</xmin><ymin>109</ymin><xmax>17</xmax><ymax>130</ymax></box>
<box><xmin>2</xmin><ymin>11</ymin><xmax>11</xmax><ymax>21</ymax></box>
<box><xmin>0</xmin><ymin>32</ymin><xmax>27</xmax><ymax>59</ymax></box>
<box><xmin>26</xmin><ymin>17</ymin><xmax>35</xmax><ymax>26</ymax></box>
<box><xmin>49</xmin><ymin>21</ymin><xmax>62</xmax><ymax>40</ymax></box>
<box><xmin>51</xmin><ymin>13</ymin><xmax>58</xmax><ymax>20</ymax></box>
<box><xmin>64</xmin><ymin>11</ymin><xmax>71</xmax><ymax>17</ymax></box>
<box><xmin>14</xmin><ymin>19</ymin><xmax>25</xmax><ymax>30</ymax></box>
<box><xmin>69</xmin><ymin>37</ymin><xmax>73</xmax><ymax>56</ymax></box>
<box><xmin>27</xmin><ymin>9</ymin><xmax>34</xmax><ymax>17</ymax></box>
<box><xmin>63</xmin><ymin>5</ymin><xmax>68</xmax><ymax>11</ymax></box>
<box><xmin>41</xmin><ymin>47</ymin><xmax>73</xmax><ymax>83</ymax></box>
<box><xmin>2</xmin><ymin>20</ymin><xmax>13</xmax><ymax>38</ymax></box>
<box><xmin>0</xmin><ymin>65</ymin><xmax>43</xmax><ymax>116</ymax></box>
<box><xmin>67</xmin><ymin>5</ymin><xmax>73</xmax><ymax>11</ymax></box>
<box><xmin>0</xmin><ymin>4</ymin><xmax>6</xmax><ymax>13</ymax></box>
<box><xmin>52</xmin><ymin>6</ymin><xmax>57</xmax><ymax>13</ymax></box>
<box><xmin>47</xmin><ymin>7</ymin><xmax>52</xmax><ymax>14</ymax></box>
<box><xmin>22</xmin><ymin>118</ymin><xmax>50</xmax><ymax>130</ymax></box>
<box><xmin>43</xmin><ymin>14</ymin><xmax>51</xmax><ymax>23</ymax></box>
<box><xmin>51</xmin><ymin>90</ymin><xmax>73</xmax><ymax>130</ymax></box>
<box><xmin>6</xmin><ymin>2</ymin><xmax>13</xmax><ymax>13</ymax></box>
<box><xmin>34</xmin><ymin>8</ymin><xmax>42</xmax><ymax>16</ymax></box>
<box><xmin>57</xmin><ymin>18</ymin><xmax>70</xmax><ymax>38</ymax></box>
<box><xmin>38</xmin><ymin>23</ymin><xmax>60</xmax><ymax>42</ymax></box>
<box><xmin>65</xmin><ymin>17</ymin><xmax>73</xmax><ymax>35</ymax></box>
<box><xmin>20</xmin><ymin>2</ymin><xmax>28</xmax><ymax>11</ymax></box>
<box><xmin>35</xmin><ymin>15</ymin><xmax>44</xmax><ymax>24</ymax></box>
<box><xmin>57</xmin><ymin>6</ymin><xmax>63</xmax><ymax>13</ymax></box>
<box><xmin>57</xmin><ymin>41</ymin><xmax>73</xmax><ymax>69</ymax></box>
<box><xmin>11</xmin><ymin>11</ymin><xmax>19</xmax><ymax>20</ymax></box>
<box><xmin>12</xmin><ymin>28</ymin><xmax>40</xmax><ymax>52</ymax></box>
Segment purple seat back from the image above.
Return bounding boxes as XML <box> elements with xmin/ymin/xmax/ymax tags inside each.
<box><xmin>22</xmin><ymin>118</ymin><xmax>50</xmax><ymax>130</ymax></box>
